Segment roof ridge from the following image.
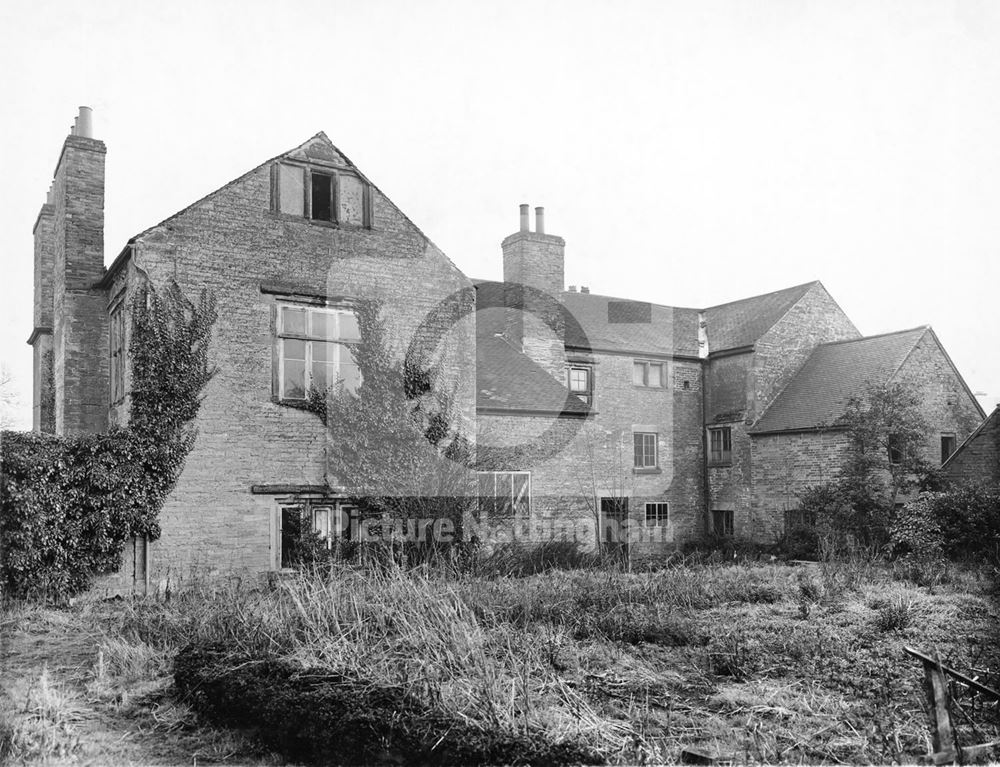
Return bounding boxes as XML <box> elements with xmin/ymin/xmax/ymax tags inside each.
<box><xmin>702</xmin><ymin>280</ymin><xmax>819</xmax><ymax>312</ymax></box>
<box><xmin>814</xmin><ymin>325</ymin><xmax>930</xmax><ymax>350</ymax></box>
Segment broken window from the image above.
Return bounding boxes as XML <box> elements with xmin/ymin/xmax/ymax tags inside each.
<box><xmin>273</xmin><ymin>162</ymin><xmax>369</xmax><ymax>226</ymax></box>
<box><xmin>277</xmin><ymin>303</ymin><xmax>362</xmax><ymax>401</ymax></box>
<box><xmin>477</xmin><ymin>471</ymin><xmax>531</xmax><ymax>519</ymax></box>
<box><xmin>311</xmin><ymin>172</ymin><xmax>333</xmax><ymax>221</ymax></box>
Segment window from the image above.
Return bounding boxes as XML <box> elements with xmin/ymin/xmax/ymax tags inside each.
<box><xmin>712</xmin><ymin>509</ymin><xmax>734</xmax><ymax>536</ymax></box>
<box><xmin>273</xmin><ymin>162</ymin><xmax>369</xmax><ymax>227</ymax></box>
<box><xmin>566</xmin><ymin>365</ymin><xmax>593</xmax><ymax>405</ymax></box>
<box><xmin>277</xmin><ymin>303</ymin><xmax>361</xmax><ymax>400</ymax></box>
<box><xmin>645</xmin><ymin>502</ymin><xmax>669</xmax><ymax>526</ymax></box>
<box><xmin>600</xmin><ymin>497</ymin><xmax>629</xmax><ymax>546</ymax></box>
<box><xmin>887</xmin><ymin>434</ymin><xmax>903</xmax><ymax>465</ymax></box>
<box><xmin>708</xmin><ymin>426</ymin><xmax>732</xmax><ymax>465</ymax></box>
<box><xmin>109</xmin><ymin>302</ymin><xmax>126</xmax><ymax>404</ymax></box>
<box><xmin>633</xmin><ymin>432</ymin><xmax>658</xmax><ymax>469</ymax></box>
<box><xmin>940</xmin><ymin>434</ymin><xmax>957</xmax><ymax>464</ymax></box>
<box><xmin>311</xmin><ymin>503</ymin><xmax>356</xmax><ymax>547</ymax></box>
<box><xmin>477</xmin><ymin>472</ymin><xmax>531</xmax><ymax>518</ymax></box>
<box><xmin>633</xmin><ymin>360</ymin><xmax>665</xmax><ymax>388</ymax></box>
<box><xmin>784</xmin><ymin>508</ymin><xmax>816</xmax><ymax>529</ymax></box>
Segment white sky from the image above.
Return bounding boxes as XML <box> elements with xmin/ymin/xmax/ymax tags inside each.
<box><xmin>2</xmin><ymin>0</ymin><xmax>998</xmax><ymax>431</ymax></box>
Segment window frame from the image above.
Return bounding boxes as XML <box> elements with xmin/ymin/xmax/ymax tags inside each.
<box><xmin>109</xmin><ymin>299</ymin><xmax>127</xmax><ymax>405</ymax></box>
<box><xmin>566</xmin><ymin>365</ymin><xmax>593</xmax><ymax>405</ymax></box>
<box><xmin>712</xmin><ymin>509</ymin><xmax>734</xmax><ymax>537</ymax></box>
<box><xmin>272</xmin><ymin>161</ymin><xmax>372</xmax><ymax>228</ymax></box>
<box><xmin>632</xmin><ymin>359</ymin><xmax>667</xmax><ymax>389</ymax></box>
<box><xmin>708</xmin><ymin>426</ymin><xmax>733</xmax><ymax>466</ymax></box>
<box><xmin>644</xmin><ymin>502</ymin><xmax>669</xmax><ymax>527</ymax></box>
<box><xmin>887</xmin><ymin>434</ymin><xmax>904</xmax><ymax>465</ymax></box>
<box><xmin>476</xmin><ymin>471</ymin><xmax>531</xmax><ymax>519</ymax></box>
<box><xmin>940</xmin><ymin>433</ymin><xmax>957</xmax><ymax>464</ymax></box>
<box><xmin>274</xmin><ymin>301</ymin><xmax>361</xmax><ymax>403</ymax></box>
<box><xmin>633</xmin><ymin>431</ymin><xmax>658</xmax><ymax>469</ymax></box>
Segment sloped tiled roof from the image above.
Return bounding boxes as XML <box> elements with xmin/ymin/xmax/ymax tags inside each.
<box><xmin>561</xmin><ymin>291</ymin><xmax>701</xmax><ymax>357</ymax></box>
<box><xmin>477</xmin><ymin>335</ymin><xmax>589</xmax><ymax>414</ymax></box>
<box><xmin>704</xmin><ymin>282</ymin><xmax>818</xmax><ymax>352</ymax></box>
<box><xmin>750</xmin><ymin>327</ymin><xmax>929</xmax><ymax>434</ymax></box>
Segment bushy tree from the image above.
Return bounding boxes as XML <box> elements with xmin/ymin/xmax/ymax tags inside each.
<box><xmin>797</xmin><ymin>381</ymin><xmax>934</xmax><ymax>551</ymax></box>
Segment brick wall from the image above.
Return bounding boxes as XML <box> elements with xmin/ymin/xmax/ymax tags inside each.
<box><xmin>118</xmin><ymin>136</ymin><xmax>476</xmax><ymax>589</ymax></box>
<box><xmin>750</xmin><ymin>284</ymin><xmax>860</xmax><ymax>420</ymax></box>
<box><xmin>944</xmin><ymin>408</ymin><xmax>1000</xmax><ymax>486</ymax></box>
<box><xmin>749</xmin><ymin>430</ymin><xmax>851</xmax><ymax>541</ymax></box>
<box><xmin>477</xmin><ymin>349</ymin><xmax>705</xmax><ymax>556</ymax></box>
<box><xmin>50</xmin><ymin>135</ymin><xmax>109</xmax><ymax>436</ymax></box>
<box><xmin>31</xmin><ymin>204</ymin><xmax>56</xmax><ymax>432</ymax></box>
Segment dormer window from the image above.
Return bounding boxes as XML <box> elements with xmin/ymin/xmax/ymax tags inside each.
<box><xmin>273</xmin><ymin>162</ymin><xmax>370</xmax><ymax>227</ymax></box>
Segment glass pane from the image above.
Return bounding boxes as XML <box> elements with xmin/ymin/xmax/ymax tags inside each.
<box><xmin>477</xmin><ymin>473</ymin><xmax>496</xmax><ymax>519</ymax></box>
<box><xmin>339</xmin><ymin>356</ymin><xmax>362</xmax><ymax>395</ymax></box>
<box><xmin>513</xmin><ymin>473</ymin><xmax>530</xmax><ymax>517</ymax></box>
<box><xmin>633</xmin><ymin>433</ymin><xmax>643</xmax><ymax>466</ymax></box>
<box><xmin>497</xmin><ymin>473</ymin><xmax>514</xmax><ymax>517</ymax></box>
<box><xmin>312</xmin><ymin>508</ymin><xmax>330</xmax><ymax>537</ymax></box>
<box><xmin>339</xmin><ymin>175</ymin><xmax>365</xmax><ymax>225</ymax></box>
<box><xmin>569</xmin><ymin>368</ymin><xmax>588</xmax><ymax>392</ymax></box>
<box><xmin>647</xmin><ymin>363</ymin><xmax>662</xmax><ymax>388</ymax></box>
<box><xmin>283</xmin><ymin>359</ymin><xmax>306</xmax><ymax>399</ymax></box>
<box><xmin>339</xmin><ymin>311</ymin><xmax>361</xmax><ymax>342</ymax></box>
<box><xmin>312</xmin><ymin>340</ymin><xmax>335</xmax><ymax>363</ymax></box>
<box><xmin>311</xmin><ymin>310</ymin><xmax>336</xmax><ymax>340</ymax></box>
<box><xmin>278</xmin><ymin>164</ymin><xmax>305</xmax><ymax>216</ymax></box>
<box><xmin>281</xmin><ymin>307</ymin><xmax>307</xmax><ymax>336</ymax></box>
<box><xmin>646</xmin><ymin>434</ymin><xmax>657</xmax><ymax>465</ymax></box>
<box><xmin>632</xmin><ymin>362</ymin><xmax>645</xmax><ymax>386</ymax></box>
<box><xmin>311</xmin><ymin>172</ymin><xmax>333</xmax><ymax>221</ymax></box>
<box><xmin>283</xmin><ymin>338</ymin><xmax>306</xmax><ymax>361</ymax></box>
<box><xmin>312</xmin><ymin>362</ymin><xmax>336</xmax><ymax>392</ymax></box>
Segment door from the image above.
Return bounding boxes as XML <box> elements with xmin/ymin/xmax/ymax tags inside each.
<box><xmin>600</xmin><ymin>497</ymin><xmax>629</xmax><ymax>558</ymax></box>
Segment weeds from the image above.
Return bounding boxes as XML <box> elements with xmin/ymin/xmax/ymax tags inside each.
<box><xmin>873</xmin><ymin>596</ymin><xmax>917</xmax><ymax>632</ymax></box>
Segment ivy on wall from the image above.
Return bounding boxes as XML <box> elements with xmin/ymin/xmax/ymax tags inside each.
<box><xmin>0</xmin><ymin>281</ymin><xmax>216</xmax><ymax>601</ymax></box>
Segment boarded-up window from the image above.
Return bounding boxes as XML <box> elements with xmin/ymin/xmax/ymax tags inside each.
<box><xmin>109</xmin><ymin>302</ymin><xmax>126</xmax><ymax>404</ymax></box>
<box><xmin>277</xmin><ymin>164</ymin><xmax>305</xmax><ymax>216</ymax></box>
<box><xmin>339</xmin><ymin>175</ymin><xmax>365</xmax><ymax>225</ymax></box>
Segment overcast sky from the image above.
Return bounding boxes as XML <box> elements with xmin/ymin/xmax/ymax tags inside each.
<box><xmin>2</xmin><ymin>0</ymin><xmax>998</xmax><ymax>430</ymax></box>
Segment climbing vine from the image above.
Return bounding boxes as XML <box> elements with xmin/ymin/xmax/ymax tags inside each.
<box><xmin>0</xmin><ymin>280</ymin><xmax>216</xmax><ymax>601</ymax></box>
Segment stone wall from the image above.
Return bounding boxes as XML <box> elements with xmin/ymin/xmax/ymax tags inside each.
<box><xmin>944</xmin><ymin>408</ymin><xmax>1000</xmax><ymax>486</ymax></box>
<box><xmin>122</xmin><ymin>136</ymin><xmax>476</xmax><ymax>589</ymax></box>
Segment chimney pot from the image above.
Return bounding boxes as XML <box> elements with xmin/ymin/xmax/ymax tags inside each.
<box><xmin>568</xmin><ymin>285</ymin><xmax>577</xmax><ymax>293</ymax></box>
<box><xmin>519</xmin><ymin>204</ymin><xmax>529</xmax><ymax>233</ymax></box>
<box><xmin>535</xmin><ymin>206</ymin><xmax>545</xmax><ymax>235</ymax></box>
<box><xmin>580</xmin><ymin>286</ymin><xmax>590</xmax><ymax>294</ymax></box>
<box><xmin>76</xmin><ymin>106</ymin><xmax>93</xmax><ymax>139</ymax></box>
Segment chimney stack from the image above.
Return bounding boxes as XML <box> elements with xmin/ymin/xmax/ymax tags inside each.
<box><xmin>501</xmin><ymin>203</ymin><xmax>567</xmax><ymax>379</ymax></box>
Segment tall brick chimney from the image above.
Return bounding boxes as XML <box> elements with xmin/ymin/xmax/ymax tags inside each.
<box><xmin>42</xmin><ymin>106</ymin><xmax>109</xmax><ymax>435</ymax></box>
<box><xmin>29</xmin><ymin>184</ymin><xmax>56</xmax><ymax>432</ymax></box>
<box><xmin>501</xmin><ymin>204</ymin><xmax>566</xmax><ymax>379</ymax></box>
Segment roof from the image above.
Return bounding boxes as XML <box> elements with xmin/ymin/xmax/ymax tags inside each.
<box><xmin>477</xmin><ymin>335</ymin><xmax>589</xmax><ymax>415</ymax></box>
<box><xmin>704</xmin><ymin>281</ymin><xmax>819</xmax><ymax>353</ymax></box>
<box><xmin>561</xmin><ymin>290</ymin><xmax>701</xmax><ymax>357</ymax></box>
<box><xmin>750</xmin><ymin>327</ymin><xmax>929</xmax><ymax>434</ymax></box>
<box><xmin>474</xmin><ymin>281</ymin><xmax>589</xmax><ymax>415</ymax></box>
<box><xmin>942</xmin><ymin>404</ymin><xmax>1000</xmax><ymax>471</ymax></box>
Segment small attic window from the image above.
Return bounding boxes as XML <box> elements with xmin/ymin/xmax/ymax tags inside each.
<box><xmin>311</xmin><ymin>172</ymin><xmax>333</xmax><ymax>221</ymax></box>
<box><xmin>272</xmin><ymin>162</ymin><xmax>371</xmax><ymax>228</ymax></box>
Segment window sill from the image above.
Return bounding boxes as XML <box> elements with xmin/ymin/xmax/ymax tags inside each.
<box><xmin>632</xmin><ymin>467</ymin><xmax>662</xmax><ymax>475</ymax></box>
<box><xmin>632</xmin><ymin>385</ymin><xmax>668</xmax><ymax>391</ymax></box>
<box><xmin>707</xmin><ymin>461</ymin><xmax>733</xmax><ymax>468</ymax></box>
<box><xmin>266</xmin><ymin>210</ymin><xmax>372</xmax><ymax>231</ymax></box>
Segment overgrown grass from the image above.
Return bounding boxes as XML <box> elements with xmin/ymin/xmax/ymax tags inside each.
<box><xmin>18</xmin><ymin>554</ymin><xmax>1000</xmax><ymax>765</ymax></box>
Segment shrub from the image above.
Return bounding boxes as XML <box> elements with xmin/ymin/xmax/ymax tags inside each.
<box><xmin>873</xmin><ymin>596</ymin><xmax>916</xmax><ymax>632</ymax></box>
<box><xmin>0</xmin><ymin>282</ymin><xmax>216</xmax><ymax>602</ymax></box>
<box><xmin>707</xmin><ymin>626</ymin><xmax>764</xmax><ymax>680</ymax></box>
<box><xmin>890</xmin><ymin>486</ymin><xmax>1000</xmax><ymax>565</ymax></box>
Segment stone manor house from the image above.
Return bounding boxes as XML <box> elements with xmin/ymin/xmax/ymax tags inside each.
<box><xmin>27</xmin><ymin>109</ymin><xmax>986</xmax><ymax>591</ymax></box>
